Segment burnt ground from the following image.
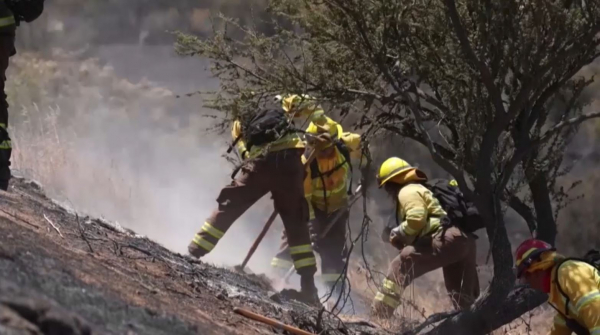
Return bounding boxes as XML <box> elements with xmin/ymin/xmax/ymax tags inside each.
<box><xmin>0</xmin><ymin>178</ymin><xmax>392</xmax><ymax>335</ymax></box>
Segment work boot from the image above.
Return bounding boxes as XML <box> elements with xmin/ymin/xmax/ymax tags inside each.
<box><xmin>300</xmin><ymin>275</ymin><xmax>321</xmax><ymax>307</ymax></box>
<box><xmin>187</xmin><ymin>242</ymin><xmax>206</xmax><ymax>259</ymax></box>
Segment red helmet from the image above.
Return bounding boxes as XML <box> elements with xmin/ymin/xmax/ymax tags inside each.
<box><xmin>515</xmin><ymin>239</ymin><xmax>555</xmax><ymax>278</ymax></box>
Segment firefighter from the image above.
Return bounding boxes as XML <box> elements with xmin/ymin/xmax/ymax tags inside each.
<box><xmin>0</xmin><ymin>3</ymin><xmax>15</xmax><ymax>191</ymax></box>
<box><xmin>270</xmin><ymin>117</ymin><xmax>362</xmax><ymax>303</ymax></box>
<box><xmin>187</xmin><ymin>97</ymin><xmax>326</xmax><ymax>304</ymax></box>
<box><xmin>515</xmin><ymin>239</ymin><xmax>600</xmax><ymax>335</ymax></box>
<box><xmin>371</xmin><ymin>157</ymin><xmax>479</xmax><ymax>318</ymax></box>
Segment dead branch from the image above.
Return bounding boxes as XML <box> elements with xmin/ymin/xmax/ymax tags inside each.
<box><xmin>43</xmin><ymin>214</ymin><xmax>63</xmax><ymax>238</ymax></box>
<box><xmin>119</xmin><ymin>244</ymin><xmax>154</xmax><ymax>259</ymax></box>
<box><xmin>76</xmin><ymin>213</ymin><xmax>93</xmax><ymax>253</ymax></box>
<box><xmin>499</xmin><ymin>110</ymin><xmax>600</xmax><ymax>192</ymax></box>
<box><xmin>443</xmin><ymin>0</ymin><xmax>505</xmax><ymax>115</ymax></box>
<box><xmin>402</xmin><ymin>310</ymin><xmax>460</xmax><ymax>335</ymax></box>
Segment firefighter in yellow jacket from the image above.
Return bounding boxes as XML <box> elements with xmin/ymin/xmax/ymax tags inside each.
<box><xmin>188</xmin><ymin>94</ymin><xmax>326</xmax><ymax>304</ymax></box>
<box><xmin>0</xmin><ymin>3</ymin><xmax>15</xmax><ymax>191</ymax></box>
<box><xmin>515</xmin><ymin>239</ymin><xmax>600</xmax><ymax>335</ymax></box>
<box><xmin>270</xmin><ymin>117</ymin><xmax>362</xmax><ymax>298</ymax></box>
<box><xmin>371</xmin><ymin>157</ymin><xmax>479</xmax><ymax>318</ymax></box>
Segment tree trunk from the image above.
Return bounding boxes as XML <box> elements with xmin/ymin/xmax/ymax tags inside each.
<box><xmin>527</xmin><ymin>173</ymin><xmax>556</xmax><ymax>245</ymax></box>
<box><xmin>424</xmin><ymin>288</ymin><xmax>547</xmax><ymax>334</ymax></box>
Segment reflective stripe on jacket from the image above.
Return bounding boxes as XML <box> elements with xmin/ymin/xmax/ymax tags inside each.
<box><xmin>549</xmin><ymin>260</ymin><xmax>600</xmax><ymax>335</ymax></box>
<box><xmin>0</xmin><ymin>1</ymin><xmax>15</xmax><ymax>33</ymax></box>
<box><xmin>397</xmin><ymin>183</ymin><xmax>446</xmax><ymax>238</ymax></box>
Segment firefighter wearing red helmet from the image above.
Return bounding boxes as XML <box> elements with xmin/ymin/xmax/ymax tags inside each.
<box><xmin>515</xmin><ymin>239</ymin><xmax>600</xmax><ymax>335</ymax></box>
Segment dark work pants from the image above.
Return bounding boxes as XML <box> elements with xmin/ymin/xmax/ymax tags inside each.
<box><xmin>272</xmin><ymin>207</ymin><xmax>348</xmax><ymax>287</ymax></box>
<box><xmin>188</xmin><ymin>148</ymin><xmax>317</xmax><ymax>276</ymax></box>
<box><xmin>372</xmin><ymin>226</ymin><xmax>480</xmax><ymax>317</ymax></box>
<box><xmin>0</xmin><ymin>33</ymin><xmax>14</xmax><ymax>191</ymax></box>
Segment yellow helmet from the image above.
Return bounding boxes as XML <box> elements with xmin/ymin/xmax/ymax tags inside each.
<box><xmin>377</xmin><ymin>157</ymin><xmax>412</xmax><ymax>188</ymax></box>
<box><xmin>281</xmin><ymin>94</ymin><xmax>314</xmax><ymax>112</ymax></box>
<box><xmin>306</xmin><ymin>116</ymin><xmax>343</xmax><ymax>138</ymax></box>
<box><xmin>281</xmin><ymin>94</ymin><xmax>325</xmax><ymax>121</ymax></box>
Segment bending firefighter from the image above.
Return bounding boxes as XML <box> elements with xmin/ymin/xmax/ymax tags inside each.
<box><xmin>371</xmin><ymin>157</ymin><xmax>480</xmax><ymax>317</ymax></box>
<box><xmin>188</xmin><ymin>95</ymin><xmax>324</xmax><ymax>304</ymax></box>
<box><xmin>270</xmin><ymin>117</ymin><xmax>362</xmax><ymax>298</ymax></box>
<box><xmin>516</xmin><ymin>239</ymin><xmax>600</xmax><ymax>335</ymax></box>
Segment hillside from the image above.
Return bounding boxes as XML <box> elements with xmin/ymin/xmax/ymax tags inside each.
<box><xmin>0</xmin><ymin>178</ymin><xmax>388</xmax><ymax>335</ymax></box>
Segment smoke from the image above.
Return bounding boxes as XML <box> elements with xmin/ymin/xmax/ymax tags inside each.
<box><xmin>7</xmin><ymin>44</ymin><xmax>288</xmax><ymax>277</ymax></box>
<box><xmin>12</xmin><ymin>2</ymin><xmax>599</xmax><ymax>331</ymax></box>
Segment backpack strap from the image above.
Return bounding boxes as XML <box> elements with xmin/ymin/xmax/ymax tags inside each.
<box><xmin>554</xmin><ymin>258</ymin><xmax>574</xmax><ymax>318</ymax></box>
<box><xmin>335</xmin><ymin>139</ymin><xmax>354</xmax><ymax>195</ymax></box>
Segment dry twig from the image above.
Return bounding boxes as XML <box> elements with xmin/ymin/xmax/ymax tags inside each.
<box><xmin>43</xmin><ymin>214</ymin><xmax>63</xmax><ymax>237</ymax></box>
<box><xmin>76</xmin><ymin>213</ymin><xmax>93</xmax><ymax>253</ymax></box>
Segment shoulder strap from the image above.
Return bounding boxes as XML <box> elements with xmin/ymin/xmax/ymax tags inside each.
<box><xmin>555</xmin><ymin>259</ymin><xmax>572</xmax><ymax>318</ymax></box>
<box><xmin>335</xmin><ymin>139</ymin><xmax>353</xmax><ymax>195</ymax></box>
<box><xmin>309</xmin><ymin>159</ymin><xmax>320</xmax><ymax>179</ymax></box>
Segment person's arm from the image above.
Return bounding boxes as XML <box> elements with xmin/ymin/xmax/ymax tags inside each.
<box><xmin>390</xmin><ymin>185</ymin><xmax>427</xmax><ymax>246</ymax></box>
<box><xmin>558</xmin><ymin>261</ymin><xmax>600</xmax><ymax>334</ymax></box>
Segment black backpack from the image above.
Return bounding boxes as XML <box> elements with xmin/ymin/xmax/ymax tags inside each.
<box><xmin>551</xmin><ymin>250</ymin><xmax>600</xmax><ymax>335</ymax></box>
<box><xmin>422</xmin><ymin>179</ymin><xmax>484</xmax><ymax>234</ymax></box>
<box><xmin>6</xmin><ymin>0</ymin><xmax>44</xmax><ymax>23</ymax></box>
<box><xmin>229</xmin><ymin>109</ymin><xmax>295</xmax><ymax>155</ymax></box>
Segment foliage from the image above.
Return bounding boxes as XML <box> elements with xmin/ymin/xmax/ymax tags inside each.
<box><xmin>176</xmin><ymin>0</ymin><xmax>600</xmax><ymax>333</ymax></box>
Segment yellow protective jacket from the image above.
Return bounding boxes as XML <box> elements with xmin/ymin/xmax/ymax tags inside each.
<box><xmin>548</xmin><ymin>260</ymin><xmax>600</xmax><ymax>335</ymax></box>
<box><xmin>394</xmin><ymin>173</ymin><xmax>446</xmax><ymax>240</ymax></box>
<box><xmin>231</xmin><ymin>119</ymin><xmax>304</xmax><ymax>160</ymax></box>
<box><xmin>303</xmin><ymin>132</ymin><xmax>361</xmax><ymax>218</ymax></box>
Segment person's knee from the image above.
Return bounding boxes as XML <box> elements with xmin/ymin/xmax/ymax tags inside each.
<box><xmin>397</xmin><ymin>253</ymin><xmax>416</xmax><ymax>274</ymax></box>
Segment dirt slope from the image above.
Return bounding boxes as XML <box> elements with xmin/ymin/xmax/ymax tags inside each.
<box><xmin>0</xmin><ymin>178</ymin><xmax>388</xmax><ymax>335</ymax></box>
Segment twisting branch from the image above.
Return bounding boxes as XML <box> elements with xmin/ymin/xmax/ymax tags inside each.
<box><xmin>443</xmin><ymin>0</ymin><xmax>505</xmax><ymax>116</ymax></box>
<box><xmin>499</xmin><ymin>111</ymin><xmax>600</xmax><ymax>192</ymax></box>
<box><xmin>508</xmin><ymin>196</ymin><xmax>536</xmax><ymax>235</ymax></box>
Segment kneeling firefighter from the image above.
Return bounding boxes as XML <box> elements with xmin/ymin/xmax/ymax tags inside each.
<box><xmin>371</xmin><ymin>157</ymin><xmax>480</xmax><ymax>318</ymax></box>
<box><xmin>270</xmin><ymin>117</ymin><xmax>362</xmax><ymax>299</ymax></box>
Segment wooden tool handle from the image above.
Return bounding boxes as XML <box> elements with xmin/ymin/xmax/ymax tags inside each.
<box><xmin>233</xmin><ymin>307</ymin><xmax>316</xmax><ymax>335</ymax></box>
